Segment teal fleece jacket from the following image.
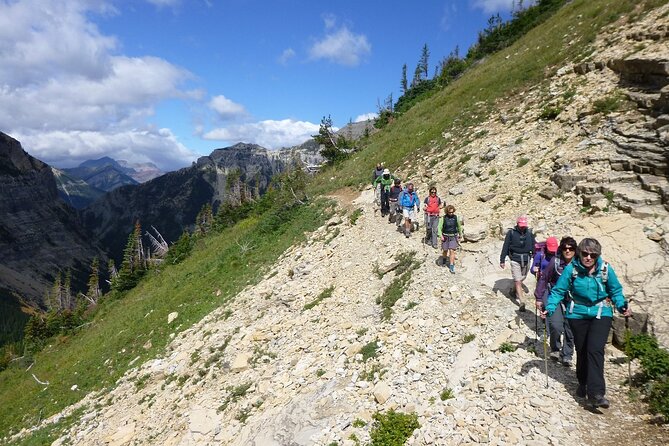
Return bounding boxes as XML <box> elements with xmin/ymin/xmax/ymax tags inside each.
<box><xmin>545</xmin><ymin>257</ymin><xmax>627</xmax><ymax>319</ymax></box>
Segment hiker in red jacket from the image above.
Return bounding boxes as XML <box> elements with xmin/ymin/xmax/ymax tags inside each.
<box><xmin>423</xmin><ymin>187</ymin><xmax>442</xmax><ymax>248</ymax></box>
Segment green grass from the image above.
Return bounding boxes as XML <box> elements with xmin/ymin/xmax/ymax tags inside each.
<box><xmin>0</xmin><ymin>199</ymin><xmax>331</xmax><ymax>441</ymax></box>
<box><xmin>303</xmin><ymin>285</ymin><xmax>335</xmax><ymax>311</ymax></box>
<box><xmin>308</xmin><ymin>0</ymin><xmax>651</xmax><ymax>197</ymax></box>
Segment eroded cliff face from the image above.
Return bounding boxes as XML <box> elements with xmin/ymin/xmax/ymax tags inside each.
<box><xmin>0</xmin><ymin>132</ymin><xmax>104</xmax><ymax>307</ymax></box>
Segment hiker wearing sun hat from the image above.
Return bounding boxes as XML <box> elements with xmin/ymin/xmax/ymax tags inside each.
<box><xmin>499</xmin><ymin>215</ymin><xmax>535</xmax><ymax>312</ymax></box>
<box><xmin>536</xmin><ymin>236</ymin><xmax>577</xmax><ymax>366</ymax></box>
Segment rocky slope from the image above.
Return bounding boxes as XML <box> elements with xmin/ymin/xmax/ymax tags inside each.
<box><xmin>0</xmin><ymin>132</ymin><xmax>105</xmax><ymax>308</ymax></box>
<box><xmin>38</xmin><ymin>188</ymin><xmax>667</xmax><ymax>446</ymax></box>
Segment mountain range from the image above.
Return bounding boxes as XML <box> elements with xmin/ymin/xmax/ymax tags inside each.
<box><xmin>0</xmin><ymin>133</ymin><xmax>324</xmax><ymax>314</ymax></box>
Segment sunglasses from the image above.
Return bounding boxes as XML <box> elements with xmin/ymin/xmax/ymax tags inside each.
<box><xmin>581</xmin><ymin>252</ymin><xmax>599</xmax><ymax>259</ymax></box>
<box><xmin>562</xmin><ymin>246</ymin><xmax>575</xmax><ymax>252</ymax></box>
<box><xmin>430</xmin><ymin>191</ymin><xmax>436</xmax><ymax>194</ymax></box>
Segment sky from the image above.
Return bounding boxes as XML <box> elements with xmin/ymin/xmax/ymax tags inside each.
<box><xmin>0</xmin><ymin>0</ymin><xmax>523</xmax><ymax>172</ymax></box>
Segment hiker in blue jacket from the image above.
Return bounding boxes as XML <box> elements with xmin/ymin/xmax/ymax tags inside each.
<box><xmin>541</xmin><ymin>238</ymin><xmax>631</xmax><ymax>409</ymax></box>
<box><xmin>499</xmin><ymin>215</ymin><xmax>535</xmax><ymax>312</ymax></box>
<box><xmin>398</xmin><ymin>183</ymin><xmax>420</xmax><ymax>238</ymax></box>
<box><xmin>535</xmin><ymin>236</ymin><xmax>576</xmax><ymax>367</ymax></box>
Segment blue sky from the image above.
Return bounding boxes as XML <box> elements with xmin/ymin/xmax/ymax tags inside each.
<box><xmin>0</xmin><ymin>0</ymin><xmax>521</xmax><ymax>171</ymax></box>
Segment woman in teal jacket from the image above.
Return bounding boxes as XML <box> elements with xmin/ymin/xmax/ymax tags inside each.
<box><xmin>542</xmin><ymin>238</ymin><xmax>631</xmax><ymax>409</ymax></box>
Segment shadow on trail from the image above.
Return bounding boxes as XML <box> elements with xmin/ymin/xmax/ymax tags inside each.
<box><xmin>516</xmin><ymin>336</ymin><xmax>606</xmax><ymax>412</ymax></box>
<box><xmin>492</xmin><ymin>278</ymin><xmax>543</xmax><ymax>334</ymax></box>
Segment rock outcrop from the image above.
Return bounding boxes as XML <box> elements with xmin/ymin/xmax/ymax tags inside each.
<box><xmin>0</xmin><ymin>132</ymin><xmax>105</xmax><ymax>308</ymax></box>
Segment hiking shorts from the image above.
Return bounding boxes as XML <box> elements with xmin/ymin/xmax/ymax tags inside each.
<box><xmin>510</xmin><ymin>260</ymin><xmax>529</xmax><ymax>282</ymax></box>
<box><xmin>402</xmin><ymin>207</ymin><xmax>416</xmax><ymax>220</ymax></box>
<box><xmin>442</xmin><ymin>235</ymin><xmax>459</xmax><ymax>251</ymax></box>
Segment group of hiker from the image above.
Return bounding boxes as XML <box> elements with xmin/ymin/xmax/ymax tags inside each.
<box><xmin>373</xmin><ymin>163</ymin><xmax>632</xmax><ymax>410</ymax></box>
<box><xmin>372</xmin><ymin>163</ymin><xmax>463</xmax><ymax>273</ymax></box>
<box><xmin>499</xmin><ymin>216</ymin><xmax>632</xmax><ymax>410</ymax></box>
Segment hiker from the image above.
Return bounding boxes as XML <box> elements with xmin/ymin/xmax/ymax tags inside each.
<box><xmin>531</xmin><ymin>236</ymin><xmax>558</xmax><ymax>278</ymax></box>
<box><xmin>499</xmin><ymin>215</ymin><xmax>535</xmax><ymax>312</ymax></box>
<box><xmin>423</xmin><ymin>187</ymin><xmax>442</xmax><ymax>248</ymax></box>
<box><xmin>438</xmin><ymin>205</ymin><xmax>463</xmax><ymax>273</ymax></box>
<box><xmin>388</xmin><ymin>178</ymin><xmax>403</xmax><ymax>224</ymax></box>
<box><xmin>372</xmin><ymin>163</ymin><xmax>384</xmax><ymax>183</ymax></box>
<box><xmin>373</xmin><ymin>169</ymin><xmax>395</xmax><ymax>217</ymax></box>
<box><xmin>541</xmin><ymin>238</ymin><xmax>631</xmax><ymax>409</ymax></box>
<box><xmin>372</xmin><ymin>163</ymin><xmax>384</xmax><ymax>210</ymax></box>
<box><xmin>398</xmin><ymin>182</ymin><xmax>420</xmax><ymax>238</ymax></box>
<box><xmin>534</xmin><ymin>236</ymin><xmax>576</xmax><ymax>366</ymax></box>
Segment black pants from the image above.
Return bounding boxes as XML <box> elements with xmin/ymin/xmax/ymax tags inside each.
<box><xmin>568</xmin><ymin>317</ymin><xmax>612</xmax><ymax>398</ymax></box>
<box><xmin>380</xmin><ymin>188</ymin><xmax>390</xmax><ymax>214</ymax></box>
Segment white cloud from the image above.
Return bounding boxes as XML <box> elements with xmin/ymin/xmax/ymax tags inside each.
<box><xmin>278</xmin><ymin>48</ymin><xmax>296</xmax><ymax>65</ymax></box>
<box><xmin>354</xmin><ymin>113</ymin><xmax>377</xmax><ymax>122</ymax></box>
<box><xmin>0</xmin><ymin>0</ymin><xmax>199</xmax><ymax>170</ymax></box>
<box><xmin>202</xmin><ymin>119</ymin><xmax>320</xmax><ymax>149</ymax></box>
<box><xmin>208</xmin><ymin>95</ymin><xmax>247</xmax><ymax>120</ymax></box>
<box><xmin>145</xmin><ymin>0</ymin><xmax>181</xmax><ymax>8</ymax></box>
<box><xmin>14</xmin><ymin>128</ymin><xmax>197</xmax><ymax>171</ymax></box>
<box><xmin>472</xmin><ymin>0</ymin><xmax>530</xmax><ymax>14</ymax></box>
<box><xmin>308</xmin><ymin>21</ymin><xmax>371</xmax><ymax>66</ymax></box>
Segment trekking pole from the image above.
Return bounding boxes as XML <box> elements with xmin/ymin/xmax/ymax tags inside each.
<box><xmin>543</xmin><ymin>319</ymin><xmax>549</xmax><ymax>388</ymax></box>
<box><xmin>534</xmin><ymin>307</ymin><xmax>538</xmax><ymax>345</ymax></box>
<box><xmin>626</xmin><ymin>314</ymin><xmax>632</xmax><ymax>387</ymax></box>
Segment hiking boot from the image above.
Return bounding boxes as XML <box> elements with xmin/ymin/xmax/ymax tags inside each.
<box><xmin>561</xmin><ymin>357</ymin><xmax>572</xmax><ymax>367</ymax></box>
<box><xmin>590</xmin><ymin>395</ymin><xmax>610</xmax><ymax>409</ymax></box>
<box><xmin>576</xmin><ymin>384</ymin><xmax>587</xmax><ymax>398</ymax></box>
<box><xmin>550</xmin><ymin>351</ymin><xmax>560</xmax><ymax>362</ymax></box>
<box><xmin>405</xmin><ymin>231</ymin><xmax>410</xmax><ymax>238</ymax></box>
<box><xmin>515</xmin><ymin>298</ymin><xmax>526</xmax><ymax>312</ymax></box>
<box><xmin>449</xmin><ymin>264</ymin><xmax>455</xmax><ymax>274</ymax></box>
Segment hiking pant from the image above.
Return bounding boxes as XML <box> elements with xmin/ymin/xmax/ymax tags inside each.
<box><xmin>425</xmin><ymin>214</ymin><xmax>439</xmax><ymax>247</ymax></box>
<box><xmin>542</xmin><ymin>298</ymin><xmax>574</xmax><ymax>360</ymax></box>
<box><xmin>568</xmin><ymin>317</ymin><xmax>612</xmax><ymax>399</ymax></box>
<box><xmin>380</xmin><ymin>188</ymin><xmax>390</xmax><ymax>214</ymax></box>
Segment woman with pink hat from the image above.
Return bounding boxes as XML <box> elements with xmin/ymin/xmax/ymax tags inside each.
<box><xmin>499</xmin><ymin>215</ymin><xmax>535</xmax><ymax>311</ymax></box>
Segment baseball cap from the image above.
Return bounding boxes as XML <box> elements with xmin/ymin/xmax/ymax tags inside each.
<box><xmin>546</xmin><ymin>237</ymin><xmax>558</xmax><ymax>253</ymax></box>
<box><xmin>383</xmin><ymin>168</ymin><xmax>390</xmax><ymax>175</ymax></box>
<box><xmin>517</xmin><ymin>216</ymin><xmax>528</xmax><ymax>227</ymax></box>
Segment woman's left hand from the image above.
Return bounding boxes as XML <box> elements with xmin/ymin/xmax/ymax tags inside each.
<box><xmin>622</xmin><ymin>306</ymin><xmax>632</xmax><ymax>317</ymax></box>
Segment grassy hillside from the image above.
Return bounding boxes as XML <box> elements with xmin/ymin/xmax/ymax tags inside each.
<box><xmin>311</xmin><ymin>0</ymin><xmax>664</xmax><ymax>194</ymax></box>
<box><xmin>1</xmin><ymin>0</ymin><xmax>665</xmax><ymax>443</ymax></box>
<box><xmin>0</xmin><ymin>198</ymin><xmax>332</xmax><ymax>443</ymax></box>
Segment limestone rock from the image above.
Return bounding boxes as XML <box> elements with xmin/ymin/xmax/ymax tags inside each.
<box><xmin>373</xmin><ymin>382</ymin><xmax>392</xmax><ymax>404</ymax></box>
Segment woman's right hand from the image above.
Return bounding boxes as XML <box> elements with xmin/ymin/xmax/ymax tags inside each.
<box><xmin>539</xmin><ymin>310</ymin><xmax>548</xmax><ymax>320</ymax></box>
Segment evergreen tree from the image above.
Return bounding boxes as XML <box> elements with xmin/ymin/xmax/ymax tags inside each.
<box><xmin>63</xmin><ymin>269</ymin><xmax>73</xmax><ymax>310</ymax></box>
<box><xmin>195</xmin><ymin>203</ymin><xmax>214</xmax><ymax>236</ymax></box>
<box><xmin>85</xmin><ymin>257</ymin><xmax>101</xmax><ymax>305</ymax></box>
<box><xmin>419</xmin><ymin>43</ymin><xmax>430</xmax><ymax>79</ymax></box>
<box><xmin>313</xmin><ymin>115</ymin><xmax>352</xmax><ymax>164</ymax></box>
<box><xmin>401</xmin><ymin>63</ymin><xmax>408</xmax><ymax>93</ymax></box>
<box><xmin>50</xmin><ymin>272</ymin><xmax>63</xmax><ymax>312</ymax></box>
<box><xmin>114</xmin><ymin>221</ymin><xmax>145</xmax><ymax>292</ymax></box>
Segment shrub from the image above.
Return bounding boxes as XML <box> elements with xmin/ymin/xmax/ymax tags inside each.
<box><xmin>499</xmin><ymin>342</ymin><xmax>516</xmax><ymax>353</ymax></box>
<box><xmin>361</xmin><ymin>340</ymin><xmax>380</xmax><ymax>362</ymax></box>
<box><xmin>648</xmin><ymin>377</ymin><xmax>669</xmax><ymax>421</ymax></box>
<box><xmin>462</xmin><ymin>333</ymin><xmax>476</xmax><ymax>343</ymax></box>
<box><xmin>517</xmin><ymin>157</ymin><xmax>530</xmax><ymax>167</ymax></box>
<box><xmin>539</xmin><ymin>106</ymin><xmax>561</xmax><ymax>120</ymax></box>
<box><xmin>440</xmin><ymin>388</ymin><xmax>454</xmax><ymax>401</ymax></box>
<box><xmin>592</xmin><ymin>93</ymin><xmax>624</xmax><ymax>114</ymax></box>
<box><xmin>369</xmin><ymin>410</ymin><xmax>420</xmax><ymax>446</ymax></box>
<box><xmin>349</xmin><ymin>208</ymin><xmax>363</xmax><ymax>225</ymax></box>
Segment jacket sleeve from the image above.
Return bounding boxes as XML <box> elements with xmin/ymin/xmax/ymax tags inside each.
<box><xmin>531</xmin><ymin>252</ymin><xmax>541</xmax><ymax>275</ymax></box>
<box><xmin>534</xmin><ymin>257</ymin><xmax>553</xmax><ymax>301</ymax></box>
<box><xmin>606</xmin><ymin>265</ymin><xmax>627</xmax><ymax>311</ymax></box>
<box><xmin>500</xmin><ymin>231</ymin><xmax>511</xmax><ymax>263</ymax></box>
<box><xmin>545</xmin><ymin>263</ymin><xmax>573</xmax><ymax>316</ymax></box>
